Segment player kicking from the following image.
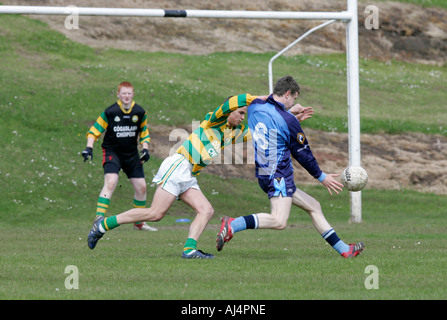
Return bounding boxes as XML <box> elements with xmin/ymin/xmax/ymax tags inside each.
<box><xmin>217</xmin><ymin>76</ymin><xmax>364</xmax><ymax>258</ymax></box>
<box><xmin>88</xmin><ymin>94</ymin><xmax>268</xmax><ymax>259</ymax></box>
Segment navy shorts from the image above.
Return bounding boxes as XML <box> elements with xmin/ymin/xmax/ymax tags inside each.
<box><xmin>258</xmin><ymin>173</ymin><xmax>296</xmax><ymax>198</ymax></box>
<box><xmin>102</xmin><ymin>148</ymin><xmax>145</xmax><ymax>179</ymax></box>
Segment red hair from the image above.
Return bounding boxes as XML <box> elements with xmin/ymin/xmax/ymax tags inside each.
<box><xmin>117</xmin><ymin>81</ymin><xmax>134</xmax><ymax>92</ymax></box>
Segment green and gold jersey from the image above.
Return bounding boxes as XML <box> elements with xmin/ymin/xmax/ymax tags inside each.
<box><xmin>176</xmin><ymin>94</ymin><xmax>257</xmax><ymax>176</ymax></box>
<box><xmin>87</xmin><ymin>100</ymin><xmax>151</xmax><ymax>153</ymax></box>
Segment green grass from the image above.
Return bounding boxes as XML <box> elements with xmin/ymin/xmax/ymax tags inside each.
<box><xmin>1</xmin><ymin>186</ymin><xmax>446</xmax><ymax>300</ymax></box>
<box><xmin>0</xmin><ymin>13</ymin><xmax>447</xmax><ymax>301</ymax></box>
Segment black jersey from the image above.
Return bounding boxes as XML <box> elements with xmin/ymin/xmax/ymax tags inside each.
<box><xmin>87</xmin><ymin>100</ymin><xmax>151</xmax><ymax>153</ymax></box>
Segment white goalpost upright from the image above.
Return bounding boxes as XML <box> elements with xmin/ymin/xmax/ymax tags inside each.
<box><xmin>0</xmin><ymin>0</ymin><xmax>363</xmax><ymax>223</ymax></box>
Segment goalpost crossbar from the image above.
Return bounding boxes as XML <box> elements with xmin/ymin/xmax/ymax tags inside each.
<box><xmin>0</xmin><ymin>6</ymin><xmax>352</xmax><ymax>21</ymax></box>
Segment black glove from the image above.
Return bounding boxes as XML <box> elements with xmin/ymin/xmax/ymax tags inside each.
<box><xmin>140</xmin><ymin>149</ymin><xmax>150</xmax><ymax>163</ymax></box>
<box><xmin>82</xmin><ymin>147</ymin><xmax>93</xmax><ymax>162</ymax></box>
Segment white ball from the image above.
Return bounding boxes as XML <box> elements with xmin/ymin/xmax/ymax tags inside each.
<box><xmin>342</xmin><ymin>166</ymin><xmax>368</xmax><ymax>191</ymax></box>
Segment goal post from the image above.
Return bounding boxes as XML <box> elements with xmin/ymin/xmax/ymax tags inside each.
<box><xmin>0</xmin><ymin>0</ymin><xmax>363</xmax><ymax>223</ymax></box>
<box><xmin>268</xmin><ymin>19</ymin><xmax>338</xmax><ymax>94</ymax></box>
<box><xmin>346</xmin><ymin>0</ymin><xmax>362</xmax><ymax>223</ymax></box>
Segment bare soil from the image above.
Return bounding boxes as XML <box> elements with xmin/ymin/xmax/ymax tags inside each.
<box><xmin>6</xmin><ymin>0</ymin><xmax>447</xmax><ymax>194</ymax></box>
<box><xmin>150</xmin><ymin>124</ymin><xmax>447</xmax><ymax>195</ymax></box>
<box><xmin>6</xmin><ymin>0</ymin><xmax>447</xmax><ymax>64</ymax></box>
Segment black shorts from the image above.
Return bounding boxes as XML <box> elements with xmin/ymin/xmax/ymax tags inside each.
<box><xmin>102</xmin><ymin>148</ymin><xmax>145</xmax><ymax>179</ymax></box>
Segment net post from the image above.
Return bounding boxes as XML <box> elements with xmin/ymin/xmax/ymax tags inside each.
<box><xmin>346</xmin><ymin>0</ymin><xmax>362</xmax><ymax>223</ymax></box>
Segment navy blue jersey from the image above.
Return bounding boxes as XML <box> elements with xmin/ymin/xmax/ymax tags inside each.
<box><xmin>248</xmin><ymin>95</ymin><xmax>323</xmax><ymax>181</ymax></box>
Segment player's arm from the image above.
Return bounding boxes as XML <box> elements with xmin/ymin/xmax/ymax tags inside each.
<box><xmin>289</xmin><ymin>103</ymin><xmax>314</xmax><ymax>122</ymax></box>
<box><xmin>82</xmin><ymin>112</ymin><xmax>108</xmax><ymax>162</ymax></box>
<box><xmin>87</xmin><ymin>112</ymin><xmax>108</xmax><ymax>141</ymax></box>
<box><xmin>140</xmin><ymin>141</ymin><xmax>150</xmax><ymax>163</ymax></box>
<box><xmin>287</xmin><ymin>117</ymin><xmax>343</xmax><ymax>194</ymax></box>
<box><xmin>81</xmin><ymin>135</ymin><xmax>95</xmax><ymax>162</ymax></box>
<box><xmin>139</xmin><ymin>113</ymin><xmax>151</xmax><ymax>145</ymax></box>
<box><xmin>207</xmin><ymin>94</ymin><xmax>261</xmax><ymax>125</ymax></box>
<box><xmin>86</xmin><ymin>136</ymin><xmax>95</xmax><ymax>148</ymax></box>
<box><xmin>287</xmin><ymin>117</ymin><xmax>321</xmax><ymax>178</ymax></box>
<box><xmin>252</xmin><ymin>95</ymin><xmax>269</xmax><ymax>102</ymax></box>
<box><xmin>227</xmin><ymin>94</ymin><xmax>262</xmax><ymax>111</ymax></box>
<box><xmin>139</xmin><ymin>113</ymin><xmax>151</xmax><ymax>162</ymax></box>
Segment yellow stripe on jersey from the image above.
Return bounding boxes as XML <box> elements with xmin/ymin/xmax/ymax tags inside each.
<box><xmin>87</xmin><ymin>112</ymin><xmax>108</xmax><ymax>141</ymax></box>
<box><xmin>176</xmin><ymin>93</ymin><xmax>256</xmax><ymax>175</ymax></box>
<box><xmin>190</xmin><ymin>129</ymin><xmax>214</xmax><ymax>163</ymax></box>
<box><xmin>139</xmin><ymin>114</ymin><xmax>151</xmax><ymax>144</ymax></box>
<box><xmin>96</xmin><ymin>114</ymin><xmax>108</xmax><ymax>129</ymax></box>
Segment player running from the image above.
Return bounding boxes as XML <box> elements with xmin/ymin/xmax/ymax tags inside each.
<box><xmin>82</xmin><ymin>81</ymin><xmax>157</xmax><ymax>232</ymax></box>
<box><xmin>88</xmin><ymin>94</ymin><xmax>268</xmax><ymax>258</ymax></box>
<box><xmin>216</xmin><ymin>76</ymin><xmax>364</xmax><ymax>258</ymax></box>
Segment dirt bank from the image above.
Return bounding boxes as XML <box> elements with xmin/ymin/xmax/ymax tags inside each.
<box><xmin>5</xmin><ymin>0</ymin><xmax>447</xmax><ymax>64</ymax></box>
<box><xmin>149</xmin><ymin>125</ymin><xmax>447</xmax><ymax>195</ymax></box>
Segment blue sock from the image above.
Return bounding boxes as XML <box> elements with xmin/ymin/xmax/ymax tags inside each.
<box><xmin>321</xmin><ymin>228</ymin><xmax>349</xmax><ymax>254</ymax></box>
<box><xmin>231</xmin><ymin>215</ymin><xmax>258</xmax><ymax>234</ymax></box>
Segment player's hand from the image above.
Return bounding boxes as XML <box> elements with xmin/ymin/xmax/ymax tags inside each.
<box><xmin>320</xmin><ymin>173</ymin><xmax>343</xmax><ymax>195</ymax></box>
<box><xmin>290</xmin><ymin>103</ymin><xmax>314</xmax><ymax>122</ymax></box>
<box><xmin>140</xmin><ymin>149</ymin><xmax>150</xmax><ymax>163</ymax></box>
<box><xmin>82</xmin><ymin>147</ymin><xmax>93</xmax><ymax>162</ymax></box>
<box><xmin>296</xmin><ymin>107</ymin><xmax>314</xmax><ymax>122</ymax></box>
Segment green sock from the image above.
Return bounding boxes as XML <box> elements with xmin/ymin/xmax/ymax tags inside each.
<box><xmin>96</xmin><ymin>197</ymin><xmax>110</xmax><ymax>217</ymax></box>
<box><xmin>133</xmin><ymin>199</ymin><xmax>146</xmax><ymax>225</ymax></box>
<box><xmin>183</xmin><ymin>238</ymin><xmax>197</xmax><ymax>254</ymax></box>
<box><xmin>101</xmin><ymin>216</ymin><xmax>120</xmax><ymax>231</ymax></box>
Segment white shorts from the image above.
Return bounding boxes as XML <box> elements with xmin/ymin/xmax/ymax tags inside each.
<box><xmin>152</xmin><ymin>153</ymin><xmax>200</xmax><ymax>197</ymax></box>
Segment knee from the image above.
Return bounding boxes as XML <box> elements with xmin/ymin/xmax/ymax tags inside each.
<box><xmin>151</xmin><ymin>213</ymin><xmax>164</xmax><ymax>222</ymax></box>
<box><xmin>104</xmin><ymin>180</ymin><xmax>117</xmax><ymax>192</ymax></box>
<box><xmin>199</xmin><ymin>206</ymin><xmax>214</xmax><ymax>219</ymax></box>
<box><xmin>275</xmin><ymin>220</ymin><xmax>288</xmax><ymax>230</ymax></box>
<box><xmin>142</xmin><ymin>207</ymin><xmax>165</xmax><ymax>222</ymax></box>
<box><xmin>153</xmin><ymin>204</ymin><xmax>170</xmax><ymax>221</ymax></box>
<box><xmin>135</xmin><ymin>183</ymin><xmax>147</xmax><ymax>196</ymax></box>
<box><xmin>307</xmin><ymin>201</ymin><xmax>323</xmax><ymax>216</ymax></box>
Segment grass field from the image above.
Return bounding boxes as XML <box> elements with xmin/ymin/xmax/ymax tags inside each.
<box><xmin>1</xmin><ymin>10</ymin><xmax>446</xmax><ymax>302</ymax></box>
<box><xmin>2</xmin><ymin>185</ymin><xmax>447</xmax><ymax>300</ymax></box>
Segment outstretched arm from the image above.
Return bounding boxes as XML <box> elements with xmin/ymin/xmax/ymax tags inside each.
<box><xmin>255</xmin><ymin>95</ymin><xmax>270</xmax><ymax>101</ymax></box>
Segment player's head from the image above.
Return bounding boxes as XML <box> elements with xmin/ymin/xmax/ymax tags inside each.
<box><xmin>117</xmin><ymin>81</ymin><xmax>134</xmax><ymax>93</ymax></box>
<box><xmin>273</xmin><ymin>76</ymin><xmax>300</xmax><ymax>96</ymax></box>
<box><xmin>222</xmin><ymin>96</ymin><xmax>247</xmax><ymax>127</ymax></box>
<box><xmin>117</xmin><ymin>81</ymin><xmax>135</xmax><ymax>106</ymax></box>
<box><xmin>228</xmin><ymin>107</ymin><xmax>247</xmax><ymax>127</ymax></box>
<box><xmin>273</xmin><ymin>76</ymin><xmax>300</xmax><ymax>110</ymax></box>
